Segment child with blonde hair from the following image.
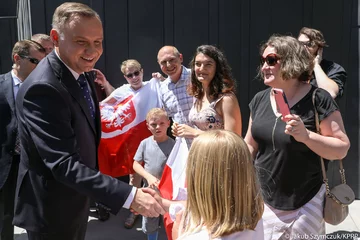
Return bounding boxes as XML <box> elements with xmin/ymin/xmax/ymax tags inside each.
<box><xmin>133</xmin><ymin>108</ymin><xmax>175</xmax><ymax>240</ymax></box>
<box><xmin>173</xmin><ymin>130</ymin><xmax>264</xmax><ymax>240</ymax></box>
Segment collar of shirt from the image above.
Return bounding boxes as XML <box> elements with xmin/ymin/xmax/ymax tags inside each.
<box><xmin>54</xmin><ymin>49</ymin><xmax>83</xmax><ymax>80</ymax></box>
<box><xmin>11</xmin><ymin>70</ymin><xmax>22</xmax><ymax>86</ymax></box>
<box><xmin>168</xmin><ymin>65</ymin><xmax>191</xmax><ymax>84</ymax></box>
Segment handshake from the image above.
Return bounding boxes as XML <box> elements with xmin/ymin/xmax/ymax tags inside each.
<box><xmin>129</xmin><ymin>187</ymin><xmax>171</xmax><ymax>218</ymax></box>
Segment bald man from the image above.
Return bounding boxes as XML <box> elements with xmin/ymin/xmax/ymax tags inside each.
<box><xmin>31</xmin><ymin>33</ymin><xmax>54</xmax><ymax>55</ymax></box>
<box><xmin>156</xmin><ymin>46</ymin><xmax>193</xmax><ymax>126</ymax></box>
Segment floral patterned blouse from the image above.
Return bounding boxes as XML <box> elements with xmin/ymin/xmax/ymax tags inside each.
<box><xmin>188</xmin><ymin>95</ymin><xmax>225</xmax><ymax>131</ymax></box>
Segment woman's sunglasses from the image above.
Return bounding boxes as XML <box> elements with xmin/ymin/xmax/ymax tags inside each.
<box><xmin>125</xmin><ymin>70</ymin><xmax>140</xmax><ymax>78</ymax></box>
<box><xmin>260</xmin><ymin>53</ymin><xmax>280</xmax><ymax>66</ymax></box>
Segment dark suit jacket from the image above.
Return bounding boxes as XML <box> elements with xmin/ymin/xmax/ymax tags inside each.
<box><xmin>0</xmin><ymin>71</ymin><xmax>18</xmax><ymax>189</ymax></box>
<box><xmin>13</xmin><ymin>51</ymin><xmax>132</xmax><ymax>233</ymax></box>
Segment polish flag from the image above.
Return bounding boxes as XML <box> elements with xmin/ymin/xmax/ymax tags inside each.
<box><xmin>98</xmin><ymin>78</ymin><xmax>162</xmax><ymax>177</ymax></box>
<box><xmin>158</xmin><ymin>137</ymin><xmax>189</xmax><ymax>240</ymax></box>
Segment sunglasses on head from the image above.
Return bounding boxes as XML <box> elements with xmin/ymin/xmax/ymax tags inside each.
<box><xmin>260</xmin><ymin>53</ymin><xmax>280</xmax><ymax>66</ymax></box>
<box><xmin>125</xmin><ymin>70</ymin><xmax>140</xmax><ymax>78</ymax></box>
<box><xmin>299</xmin><ymin>41</ymin><xmax>316</xmax><ymax>48</ymax></box>
<box><xmin>20</xmin><ymin>55</ymin><xmax>40</xmax><ymax>65</ymax></box>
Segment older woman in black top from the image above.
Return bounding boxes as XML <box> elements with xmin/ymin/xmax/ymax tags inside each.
<box><xmin>245</xmin><ymin>35</ymin><xmax>350</xmax><ymax>239</ymax></box>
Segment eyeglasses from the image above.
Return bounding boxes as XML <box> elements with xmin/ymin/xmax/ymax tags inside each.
<box><xmin>260</xmin><ymin>53</ymin><xmax>280</xmax><ymax>66</ymax></box>
<box><xmin>299</xmin><ymin>41</ymin><xmax>316</xmax><ymax>48</ymax></box>
<box><xmin>20</xmin><ymin>55</ymin><xmax>40</xmax><ymax>65</ymax></box>
<box><xmin>125</xmin><ymin>70</ymin><xmax>140</xmax><ymax>78</ymax></box>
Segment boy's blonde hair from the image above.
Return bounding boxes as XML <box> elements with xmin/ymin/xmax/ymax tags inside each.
<box><xmin>180</xmin><ymin>130</ymin><xmax>263</xmax><ymax>238</ymax></box>
<box><xmin>146</xmin><ymin>108</ymin><xmax>168</xmax><ymax>122</ymax></box>
<box><xmin>120</xmin><ymin>59</ymin><xmax>142</xmax><ymax>74</ymax></box>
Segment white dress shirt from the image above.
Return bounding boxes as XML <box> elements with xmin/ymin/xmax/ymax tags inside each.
<box><xmin>11</xmin><ymin>70</ymin><xmax>22</xmax><ymax>98</ymax></box>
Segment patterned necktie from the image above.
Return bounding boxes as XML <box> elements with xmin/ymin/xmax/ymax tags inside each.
<box><xmin>14</xmin><ymin>129</ymin><xmax>21</xmax><ymax>155</ymax></box>
<box><xmin>77</xmin><ymin>74</ymin><xmax>95</xmax><ymax>119</ymax></box>
<box><xmin>14</xmin><ymin>83</ymin><xmax>21</xmax><ymax>154</ymax></box>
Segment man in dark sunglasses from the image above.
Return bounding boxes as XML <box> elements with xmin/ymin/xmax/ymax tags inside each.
<box><xmin>298</xmin><ymin>27</ymin><xmax>347</xmax><ymax>100</ymax></box>
<box><xmin>11</xmin><ymin>40</ymin><xmax>45</xmax><ymax>80</ymax></box>
<box><xmin>0</xmin><ymin>39</ymin><xmax>45</xmax><ymax>240</ymax></box>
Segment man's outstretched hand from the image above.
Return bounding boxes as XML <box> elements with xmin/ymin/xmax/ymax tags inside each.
<box><xmin>130</xmin><ymin>188</ymin><xmax>166</xmax><ymax>218</ymax></box>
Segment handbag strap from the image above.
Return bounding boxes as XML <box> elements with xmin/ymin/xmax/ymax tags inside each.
<box><xmin>312</xmin><ymin>89</ymin><xmax>347</xmax><ymax>194</ymax></box>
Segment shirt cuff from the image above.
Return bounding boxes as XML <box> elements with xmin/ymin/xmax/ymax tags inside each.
<box><xmin>122</xmin><ymin>187</ymin><xmax>137</xmax><ymax>209</ymax></box>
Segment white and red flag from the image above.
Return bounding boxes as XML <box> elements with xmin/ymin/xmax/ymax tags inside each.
<box><xmin>158</xmin><ymin>137</ymin><xmax>189</xmax><ymax>240</ymax></box>
<box><xmin>98</xmin><ymin>78</ymin><xmax>162</xmax><ymax>177</ymax></box>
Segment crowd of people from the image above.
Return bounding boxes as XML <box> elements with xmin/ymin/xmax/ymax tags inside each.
<box><xmin>0</xmin><ymin>2</ymin><xmax>350</xmax><ymax>240</ymax></box>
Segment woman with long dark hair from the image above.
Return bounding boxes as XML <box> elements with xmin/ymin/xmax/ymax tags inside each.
<box><xmin>172</xmin><ymin>45</ymin><xmax>242</xmax><ymax>138</ymax></box>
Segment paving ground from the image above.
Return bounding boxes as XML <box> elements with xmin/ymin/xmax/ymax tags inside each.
<box><xmin>14</xmin><ymin>200</ymin><xmax>360</xmax><ymax>240</ymax></box>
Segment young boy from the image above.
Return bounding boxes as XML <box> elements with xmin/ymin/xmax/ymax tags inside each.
<box><xmin>133</xmin><ymin>108</ymin><xmax>175</xmax><ymax>240</ymax></box>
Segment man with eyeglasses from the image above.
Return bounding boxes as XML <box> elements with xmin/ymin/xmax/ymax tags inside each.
<box><xmin>0</xmin><ymin>39</ymin><xmax>45</xmax><ymax>240</ymax></box>
<box><xmin>298</xmin><ymin>27</ymin><xmax>347</xmax><ymax>100</ymax></box>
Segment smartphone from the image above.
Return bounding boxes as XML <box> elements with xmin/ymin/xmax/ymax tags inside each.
<box><xmin>273</xmin><ymin>88</ymin><xmax>291</xmax><ymax>121</ymax></box>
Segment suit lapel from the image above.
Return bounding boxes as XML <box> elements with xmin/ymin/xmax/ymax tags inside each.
<box><xmin>2</xmin><ymin>72</ymin><xmax>16</xmax><ymax>115</ymax></box>
<box><xmin>47</xmin><ymin>52</ymin><xmax>96</xmax><ymax>135</ymax></box>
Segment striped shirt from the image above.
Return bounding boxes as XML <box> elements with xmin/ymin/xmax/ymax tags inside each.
<box><xmin>159</xmin><ymin>66</ymin><xmax>193</xmax><ymax>125</ymax></box>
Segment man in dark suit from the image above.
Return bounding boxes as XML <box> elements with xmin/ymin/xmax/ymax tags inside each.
<box><xmin>14</xmin><ymin>2</ymin><xmax>165</xmax><ymax>240</ymax></box>
<box><xmin>0</xmin><ymin>40</ymin><xmax>45</xmax><ymax>240</ymax></box>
